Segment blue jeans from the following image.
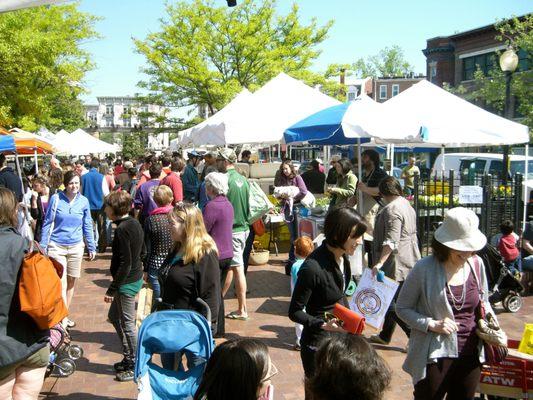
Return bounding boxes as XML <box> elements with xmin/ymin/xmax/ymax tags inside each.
<box><xmin>286</xmin><ymin>208</ymin><xmax>298</xmax><ymax>265</ymax></box>
<box><xmin>148</xmin><ymin>268</ymin><xmax>161</xmax><ymax>300</ymax></box>
<box><xmin>506</xmin><ymin>258</ymin><xmax>522</xmax><ymax>274</ymax></box>
<box><xmin>522</xmin><ymin>255</ymin><xmax>533</xmax><ymax>272</ymax></box>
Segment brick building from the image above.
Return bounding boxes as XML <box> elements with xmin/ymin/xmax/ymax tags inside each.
<box><xmin>423</xmin><ymin>17</ymin><xmax>530</xmax><ymax>89</ymax></box>
<box><xmin>344</xmin><ymin>76</ymin><xmax>425</xmax><ymax>102</ymax></box>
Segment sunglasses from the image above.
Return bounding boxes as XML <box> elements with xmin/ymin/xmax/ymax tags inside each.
<box><xmin>260</xmin><ymin>362</ymin><xmax>278</xmax><ymax>383</ymax></box>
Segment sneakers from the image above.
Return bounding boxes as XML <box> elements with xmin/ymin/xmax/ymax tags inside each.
<box><xmin>369</xmin><ymin>334</ymin><xmax>389</xmax><ymax>345</ymax></box>
<box><xmin>113</xmin><ymin>359</ymin><xmax>129</xmax><ymax>372</ymax></box>
<box><xmin>116</xmin><ymin>369</ymin><xmax>134</xmax><ymax>382</ymax></box>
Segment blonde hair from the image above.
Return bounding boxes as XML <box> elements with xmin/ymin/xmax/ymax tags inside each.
<box><xmin>170</xmin><ymin>203</ymin><xmax>218</xmax><ymax>264</ymax></box>
<box><xmin>154</xmin><ymin>185</ymin><xmax>173</xmax><ymax>207</ymax></box>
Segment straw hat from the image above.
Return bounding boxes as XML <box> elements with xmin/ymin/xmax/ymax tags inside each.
<box><xmin>434</xmin><ymin>207</ymin><xmax>487</xmax><ymax>251</ymax></box>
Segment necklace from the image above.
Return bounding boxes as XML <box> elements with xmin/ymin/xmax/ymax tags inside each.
<box><xmin>446</xmin><ymin>265</ymin><xmax>467</xmax><ymax>311</ymax></box>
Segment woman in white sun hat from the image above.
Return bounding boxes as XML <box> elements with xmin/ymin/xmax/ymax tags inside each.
<box><xmin>396</xmin><ymin>207</ymin><xmax>503</xmax><ymax>400</ymax></box>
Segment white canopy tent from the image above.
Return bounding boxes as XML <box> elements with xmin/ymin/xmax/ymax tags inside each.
<box><xmin>55</xmin><ymin>128</ymin><xmax>118</xmax><ymax>155</ymax></box>
<box><xmin>191</xmin><ymin>73</ymin><xmax>341</xmax><ymax>146</ymax></box>
<box><xmin>0</xmin><ymin>0</ymin><xmax>67</xmax><ymax>13</ymax></box>
<box><xmin>375</xmin><ymin>80</ymin><xmax>529</xmax><ymax>147</ymax></box>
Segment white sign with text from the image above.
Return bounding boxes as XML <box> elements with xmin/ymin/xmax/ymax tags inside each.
<box><xmin>459</xmin><ymin>185</ymin><xmax>483</xmax><ymax>204</ymax></box>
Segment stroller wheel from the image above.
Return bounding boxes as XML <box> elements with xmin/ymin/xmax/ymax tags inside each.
<box><xmin>503</xmin><ymin>294</ymin><xmax>522</xmax><ymax>313</ymax></box>
<box><xmin>67</xmin><ymin>345</ymin><xmax>84</xmax><ymax>360</ymax></box>
<box><xmin>56</xmin><ymin>358</ymin><xmax>76</xmax><ymax>377</ymax></box>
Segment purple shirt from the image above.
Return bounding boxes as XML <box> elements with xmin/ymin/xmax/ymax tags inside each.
<box><xmin>134</xmin><ymin>179</ymin><xmax>160</xmax><ymax>219</ymax></box>
<box><xmin>446</xmin><ymin>270</ymin><xmax>480</xmax><ymax>356</ymax></box>
<box><xmin>278</xmin><ymin>174</ymin><xmax>308</xmax><ymax>203</ymax></box>
<box><xmin>203</xmin><ymin>195</ymin><xmax>234</xmax><ymax>261</ymax></box>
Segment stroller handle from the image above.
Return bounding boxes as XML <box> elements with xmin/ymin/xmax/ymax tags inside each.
<box><xmin>195</xmin><ymin>297</ymin><xmax>212</xmax><ymax>327</ymax></box>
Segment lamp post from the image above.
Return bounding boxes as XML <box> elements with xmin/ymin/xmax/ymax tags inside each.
<box><xmin>499</xmin><ymin>46</ymin><xmax>519</xmax><ymax>184</ymax></box>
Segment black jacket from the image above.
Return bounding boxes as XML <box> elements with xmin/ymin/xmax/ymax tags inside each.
<box><xmin>301</xmin><ymin>169</ymin><xmax>326</xmax><ymax>194</ymax></box>
<box><xmin>0</xmin><ymin>167</ymin><xmax>23</xmax><ymax>202</ymax></box>
<box><xmin>107</xmin><ymin>216</ymin><xmax>145</xmax><ymax>296</ymax></box>
<box><xmin>288</xmin><ymin>243</ymin><xmax>351</xmax><ymax>345</ymax></box>
<box><xmin>0</xmin><ymin>226</ymin><xmax>48</xmax><ymax>368</ymax></box>
<box><xmin>159</xmin><ymin>250</ymin><xmax>220</xmax><ymax>333</ymax></box>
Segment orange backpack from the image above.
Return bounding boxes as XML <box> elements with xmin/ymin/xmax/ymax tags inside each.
<box><xmin>18</xmin><ymin>242</ymin><xmax>68</xmax><ymax>330</ymax></box>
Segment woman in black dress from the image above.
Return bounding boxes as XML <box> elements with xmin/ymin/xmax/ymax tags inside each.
<box><xmin>289</xmin><ymin>206</ymin><xmax>367</xmax><ymax>383</ymax></box>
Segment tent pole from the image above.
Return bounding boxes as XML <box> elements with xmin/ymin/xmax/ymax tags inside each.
<box><xmin>440</xmin><ymin>145</ymin><xmax>445</xmax><ymax>180</ymax></box>
<box><xmin>34</xmin><ymin>150</ymin><xmax>38</xmax><ymax>175</ymax></box>
<box><xmin>390</xmin><ymin>144</ymin><xmax>395</xmax><ymax>176</ymax></box>
<box><xmin>357</xmin><ymin>138</ymin><xmax>363</xmax><ymax>208</ymax></box>
<box><xmin>278</xmin><ymin>144</ymin><xmax>281</xmax><ymax>160</ymax></box>
<box><xmin>523</xmin><ymin>144</ymin><xmax>529</xmax><ymax>233</ymax></box>
<box><xmin>14</xmin><ymin>153</ymin><xmax>31</xmax><ymax>225</ymax></box>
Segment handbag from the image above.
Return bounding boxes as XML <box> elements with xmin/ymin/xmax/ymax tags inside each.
<box><xmin>471</xmin><ymin>256</ymin><xmax>508</xmax><ymax>364</ymax></box>
<box><xmin>332</xmin><ymin>303</ymin><xmax>365</xmax><ymax>335</ymax></box>
<box><xmin>252</xmin><ymin>218</ymin><xmax>266</xmax><ymax>236</ymax></box>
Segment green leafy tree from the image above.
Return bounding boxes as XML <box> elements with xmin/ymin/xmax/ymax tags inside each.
<box><xmin>446</xmin><ymin>15</ymin><xmax>532</xmax><ymax>132</ymax></box>
<box><xmin>122</xmin><ymin>130</ymin><xmax>148</xmax><ymax>160</ymax></box>
<box><xmin>352</xmin><ymin>45</ymin><xmax>414</xmax><ymax>78</ymax></box>
<box><xmin>0</xmin><ymin>4</ymin><xmax>98</xmax><ymax>131</ymax></box>
<box><xmin>134</xmin><ymin>0</ymin><xmax>333</xmax><ymax>115</ymax></box>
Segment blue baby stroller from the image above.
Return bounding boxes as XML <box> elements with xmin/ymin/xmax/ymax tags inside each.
<box><xmin>134</xmin><ymin>309</ymin><xmax>214</xmax><ymax>400</ymax></box>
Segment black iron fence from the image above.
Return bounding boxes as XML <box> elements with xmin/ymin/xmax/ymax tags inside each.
<box><xmin>413</xmin><ymin>171</ymin><xmax>523</xmax><ymax>256</ymax></box>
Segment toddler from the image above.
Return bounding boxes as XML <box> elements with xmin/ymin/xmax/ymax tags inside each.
<box><xmin>290</xmin><ymin>236</ymin><xmax>315</xmax><ymax>350</ymax></box>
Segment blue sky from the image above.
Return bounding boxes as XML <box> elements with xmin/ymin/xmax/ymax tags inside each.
<box><xmin>79</xmin><ymin>0</ymin><xmax>532</xmax><ymax>108</ymax></box>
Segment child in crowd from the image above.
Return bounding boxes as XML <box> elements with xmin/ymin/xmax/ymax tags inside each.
<box><xmin>103</xmin><ymin>191</ymin><xmax>146</xmax><ymax>382</ymax></box>
<box><xmin>290</xmin><ymin>236</ymin><xmax>315</xmax><ymax>351</ymax></box>
<box><xmin>492</xmin><ymin>220</ymin><xmax>521</xmax><ymax>277</ymax></box>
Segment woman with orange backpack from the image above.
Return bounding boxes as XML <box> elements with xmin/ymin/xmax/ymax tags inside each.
<box><xmin>0</xmin><ymin>188</ymin><xmax>49</xmax><ymax>399</ymax></box>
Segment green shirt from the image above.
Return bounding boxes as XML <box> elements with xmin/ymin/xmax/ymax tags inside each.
<box><xmin>119</xmin><ymin>278</ymin><xmax>144</xmax><ymax>297</ymax></box>
<box><xmin>401</xmin><ymin>165</ymin><xmax>420</xmax><ymax>188</ymax></box>
<box><xmin>226</xmin><ymin>167</ymin><xmax>250</xmax><ymax>233</ymax></box>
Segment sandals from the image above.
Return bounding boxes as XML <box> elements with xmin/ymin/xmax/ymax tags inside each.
<box><xmin>226</xmin><ymin>311</ymin><xmax>249</xmax><ymax>321</ymax></box>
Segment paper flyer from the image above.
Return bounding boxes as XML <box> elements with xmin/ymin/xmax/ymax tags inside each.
<box><xmin>349</xmin><ymin>268</ymin><xmax>399</xmax><ymax>329</ymax></box>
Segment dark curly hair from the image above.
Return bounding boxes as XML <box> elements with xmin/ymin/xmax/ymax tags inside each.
<box><xmin>305</xmin><ymin>333</ymin><xmax>391</xmax><ymax>400</ymax></box>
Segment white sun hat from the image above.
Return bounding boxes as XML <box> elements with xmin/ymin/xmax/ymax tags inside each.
<box><xmin>434</xmin><ymin>207</ymin><xmax>487</xmax><ymax>251</ymax></box>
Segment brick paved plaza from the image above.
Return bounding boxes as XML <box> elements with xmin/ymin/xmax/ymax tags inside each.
<box><xmin>40</xmin><ymin>252</ymin><xmax>532</xmax><ymax>400</ymax></box>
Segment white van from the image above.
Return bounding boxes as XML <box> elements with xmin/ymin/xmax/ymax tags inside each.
<box><xmin>430</xmin><ymin>152</ymin><xmax>533</xmax><ymax>203</ymax></box>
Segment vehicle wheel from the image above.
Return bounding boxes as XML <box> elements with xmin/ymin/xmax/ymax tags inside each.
<box><xmin>503</xmin><ymin>294</ymin><xmax>522</xmax><ymax>313</ymax></box>
<box><xmin>67</xmin><ymin>345</ymin><xmax>84</xmax><ymax>360</ymax></box>
<box><xmin>56</xmin><ymin>359</ymin><xmax>76</xmax><ymax>377</ymax></box>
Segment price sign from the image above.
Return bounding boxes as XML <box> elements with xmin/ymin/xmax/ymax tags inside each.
<box><xmin>459</xmin><ymin>186</ymin><xmax>483</xmax><ymax>204</ymax></box>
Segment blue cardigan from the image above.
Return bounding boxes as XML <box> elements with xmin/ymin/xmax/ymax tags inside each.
<box><xmin>40</xmin><ymin>191</ymin><xmax>96</xmax><ymax>253</ymax></box>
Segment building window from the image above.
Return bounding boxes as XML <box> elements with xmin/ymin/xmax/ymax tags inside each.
<box><xmin>379</xmin><ymin>85</ymin><xmax>387</xmax><ymax>100</ymax></box>
<box><xmin>88</xmin><ymin>112</ymin><xmax>97</xmax><ymax>122</ymax></box>
<box><xmin>105</xmin><ymin>104</ymin><xmax>113</xmax><ymax>115</ymax></box>
<box><xmin>517</xmin><ymin>48</ymin><xmax>530</xmax><ymax>72</ymax></box>
<box><xmin>347</xmin><ymin>92</ymin><xmax>356</xmax><ymax>101</ymax></box>
<box><xmin>105</xmin><ymin>118</ymin><xmax>113</xmax><ymax>127</ymax></box>
<box><xmin>462</xmin><ymin>52</ymin><xmax>496</xmax><ymax>81</ymax></box>
<box><xmin>392</xmin><ymin>84</ymin><xmax>400</xmax><ymax>97</ymax></box>
<box><xmin>123</xmin><ymin>106</ymin><xmax>131</xmax><ymax>114</ymax></box>
<box><xmin>429</xmin><ymin>62</ymin><xmax>437</xmax><ymax>83</ymax></box>
<box><xmin>123</xmin><ymin>119</ymin><xmax>131</xmax><ymax>128</ymax></box>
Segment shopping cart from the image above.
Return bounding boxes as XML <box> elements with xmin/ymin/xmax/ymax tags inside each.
<box><xmin>478</xmin><ymin>339</ymin><xmax>532</xmax><ymax>400</ymax></box>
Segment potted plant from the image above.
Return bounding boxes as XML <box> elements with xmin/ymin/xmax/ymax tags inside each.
<box><xmin>249</xmin><ymin>240</ymin><xmax>270</xmax><ymax>266</ymax></box>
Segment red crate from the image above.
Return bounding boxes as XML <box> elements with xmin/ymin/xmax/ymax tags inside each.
<box><xmin>479</xmin><ymin>340</ymin><xmax>533</xmax><ymax>399</ymax></box>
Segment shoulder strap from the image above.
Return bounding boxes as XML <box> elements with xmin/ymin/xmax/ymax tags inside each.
<box><xmin>469</xmin><ymin>255</ymin><xmax>484</xmax><ymax>300</ymax></box>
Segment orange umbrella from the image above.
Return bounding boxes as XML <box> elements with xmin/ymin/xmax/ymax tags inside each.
<box><xmin>0</xmin><ymin>128</ymin><xmax>54</xmax><ymax>154</ymax></box>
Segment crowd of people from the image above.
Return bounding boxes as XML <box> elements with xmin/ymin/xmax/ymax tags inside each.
<box><xmin>0</xmin><ymin>146</ymin><xmax>526</xmax><ymax>400</ymax></box>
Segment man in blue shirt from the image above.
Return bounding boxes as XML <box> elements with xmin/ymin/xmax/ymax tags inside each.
<box><xmin>182</xmin><ymin>151</ymin><xmax>202</xmax><ymax>202</ymax></box>
<box><xmin>81</xmin><ymin>159</ymin><xmax>110</xmax><ymax>252</ymax></box>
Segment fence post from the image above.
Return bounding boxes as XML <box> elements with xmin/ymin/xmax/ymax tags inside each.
<box><xmin>486</xmin><ymin>174</ymin><xmax>493</xmax><ymax>238</ymax></box>
<box><xmin>482</xmin><ymin>174</ymin><xmax>491</xmax><ymax>236</ymax></box>
<box><xmin>448</xmin><ymin>170</ymin><xmax>454</xmax><ymax>210</ymax></box>
<box><xmin>414</xmin><ymin>174</ymin><xmax>422</xmax><ymax>252</ymax></box>
<box><xmin>514</xmin><ymin>173</ymin><xmax>523</xmax><ymax>231</ymax></box>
